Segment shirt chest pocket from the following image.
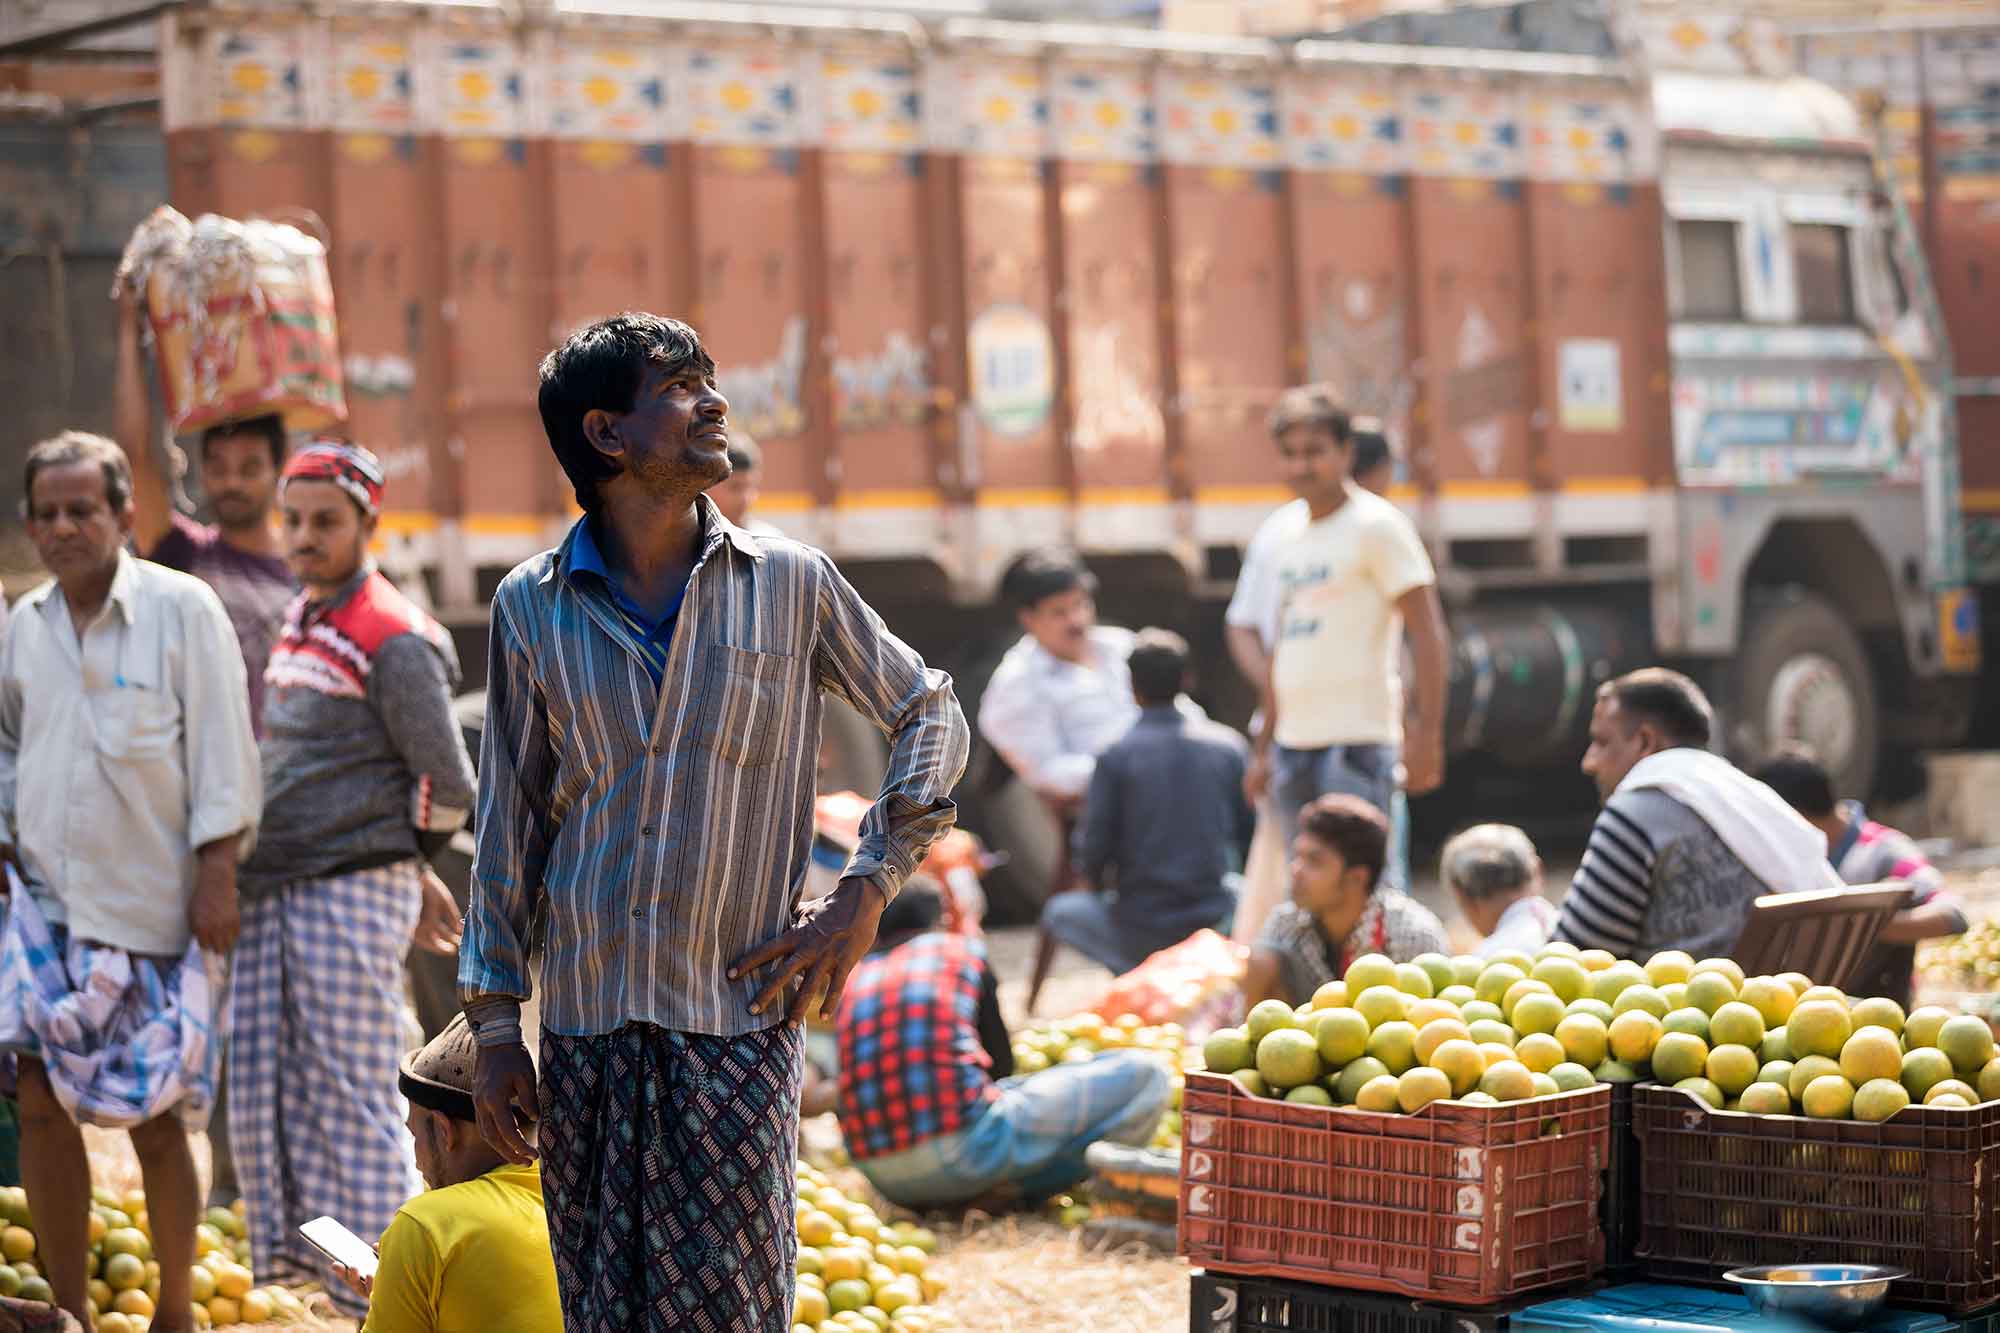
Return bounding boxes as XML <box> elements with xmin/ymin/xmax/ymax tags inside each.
<box><xmin>697</xmin><ymin>643</ymin><xmax>806</xmax><ymax>769</ymax></box>
<box><xmin>92</xmin><ymin>686</ymin><xmax>181</xmax><ymax>761</ymax></box>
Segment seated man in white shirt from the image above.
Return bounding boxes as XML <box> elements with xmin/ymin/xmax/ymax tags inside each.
<box><xmin>1440</xmin><ymin>823</ymin><xmax>1556</xmax><ymax>958</ymax></box>
<box><xmin>977</xmin><ymin>549</ymin><xmax>1140</xmax><ymax>804</ymax></box>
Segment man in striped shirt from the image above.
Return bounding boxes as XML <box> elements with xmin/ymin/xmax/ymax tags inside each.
<box><xmin>1551</xmin><ymin>669</ymin><xmax>1834</xmax><ymax>961</ymax></box>
<box><xmin>459</xmin><ymin>314</ymin><xmax>969</xmax><ymax>1332</ymax></box>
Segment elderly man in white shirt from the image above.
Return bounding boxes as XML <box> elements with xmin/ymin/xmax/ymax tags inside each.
<box><xmin>977</xmin><ymin>549</ymin><xmax>1142</xmax><ymax>803</ymax></box>
<box><xmin>0</xmin><ymin>430</ymin><xmax>261</xmax><ymax>1332</ymax></box>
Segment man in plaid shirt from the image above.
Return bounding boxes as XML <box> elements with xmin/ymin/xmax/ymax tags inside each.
<box><xmin>834</xmin><ymin>880</ymin><xmax>1169</xmax><ymax>1209</ymax></box>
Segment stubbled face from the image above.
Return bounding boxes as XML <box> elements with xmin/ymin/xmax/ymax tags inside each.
<box><xmin>201</xmin><ymin>430</ymin><xmax>281</xmax><ymax>531</ymax></box>
<box><xmin>604</xmin><ymin>362</ymin><xmax>731</xmax><ymax>496</ymax></box>
<box><xmin>1275</xmin><ymin>423</ymin><xmax>1350</xmax><ymax>506</ymax></box>
<box><xmin>1581</xmin><ymin>695</ymin><xmax>1653</xmax><ymax>801</ymax></box>
<box><xmin>281</xmin><ymin>478</ymin><xmax>374</xmax><ymax>589</ymax></box>
<box><xmin>26</xmin><ymin>461</ymin><xmax>130</xmax><ymax>589</ymax></box>
<box><xmin>1018</xmin><ymin>585</ymin><xmax>1095</xmax><ymax>663</ymax></box>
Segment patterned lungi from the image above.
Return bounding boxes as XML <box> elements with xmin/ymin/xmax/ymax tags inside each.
<box><xmin>231</xmin><ymin>861</ymin><xmax>424</xmax><ymax>1314</ymax></box>
<box><xmin>0</xmin><ymin>874</ymin><xmax>225</xmax><ymax>1130</ymax></box>
<box><xmin>539</xmin><ymin>1022</ymin><xmax>804</xmax><ymax>1333</ymax></box>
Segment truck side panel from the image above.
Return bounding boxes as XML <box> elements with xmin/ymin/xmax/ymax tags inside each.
<box><xmin>154</xmin><ymin>11</ymin><xmax>1676</xmax><ymax>604</ymax></box>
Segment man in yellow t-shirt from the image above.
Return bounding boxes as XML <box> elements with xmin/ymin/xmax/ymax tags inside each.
<box><xmin>1246</xmin><ymin>386</ymin><xmax>1450</xmax><ymax>877</ymax></box>
<box><xmin>337</xmin><ymin>1014</ymin><xmax>561</xmax><ymax>1333</ymax></box>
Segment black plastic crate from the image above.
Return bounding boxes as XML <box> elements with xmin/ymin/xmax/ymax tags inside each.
<box><xmin>1602</xmin><ymin>1082</ymin><xmax>1641</xmax><ymax>1273</ymax></box>
<box><xmin>1190</xmin><ymin>1270</ymin><xmax>1524</xmax><ymax>1333</ymax></box>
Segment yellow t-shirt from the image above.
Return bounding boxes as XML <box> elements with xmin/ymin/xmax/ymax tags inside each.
<box><xmin>362</xmin><ymin>1162</ymin><xmax>561</xmax><ymax>1333</ymax></box>
<box><xmin>1270</xmin><ymin>487</ymin><xmax>1435</xmax><ymax>750</ymax></box>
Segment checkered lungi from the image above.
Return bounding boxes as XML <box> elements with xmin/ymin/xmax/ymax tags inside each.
<box><xmin>232</xmin><ymin>861</ymin><xmax>424</xmax><ymax>1314</ymax></box>
<box><xmin>539</xmin><ymin>1022</ymin><xmax>804</xmax><ymax>1333</ymax></box>
<box><xmin>0</xmin><ymin>873</ymin><xmax>226</xmax><ymax>1130</ymax></box>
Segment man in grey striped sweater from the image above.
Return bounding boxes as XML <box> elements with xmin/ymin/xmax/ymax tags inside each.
<box><xmin>1551</xmin><ymin>668</ymin><xmax>1832</xmax><ymax>962</ymax></box>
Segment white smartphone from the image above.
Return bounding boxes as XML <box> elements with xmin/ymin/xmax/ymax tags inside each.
<box><xmin>298</xmin><ymin>1216</ymin><xmax>378</xmax><ymax>1279</ymax></box>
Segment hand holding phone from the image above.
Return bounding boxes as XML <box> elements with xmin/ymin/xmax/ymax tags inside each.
<box><xmin>298</xmin><ymin>1216</ymin><xmax>378</xmax><ymax>1280</ymax></box>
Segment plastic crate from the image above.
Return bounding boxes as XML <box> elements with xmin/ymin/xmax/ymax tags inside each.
<box><xmin>1633</xmin><ymin>1082</ymin><xmax>2000</xmax><ymax>1313</ymax></box>
<box><xmin>1189</xmin><ymin>1270</ymin><xmax>1523</xmax><ymax>1333</ymax></box>
<box><xmin>1601</xmin><ymin>1084</ymin><xmax>1640</xmax><ymax>1273</ymax></box>
<box><xmin>1179</xmin><ymin>1072</ymin><xmax>1608</xmax><ymax>1305</ymax></box>
<box><xmin>1514</xmin><ymin>1280</ymin><xmax>1966</xmax><ymax>1333</ymax></box>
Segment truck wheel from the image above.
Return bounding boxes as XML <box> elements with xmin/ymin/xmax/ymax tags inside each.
<box><xmin>1731</xmin><ymin>589</ymin><xmax>1879</xmax><ymax>799</ymax></box>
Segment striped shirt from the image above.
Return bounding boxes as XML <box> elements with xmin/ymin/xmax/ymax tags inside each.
<box><xmin>459</xmin><ymin>500</ymin><xmax>969</xmax><ymax>1044</ymax></box>
<box><xmin>1553</xmin><ymin>787</ymin><xmax>1767</xmax><ymax>960</ymax></box>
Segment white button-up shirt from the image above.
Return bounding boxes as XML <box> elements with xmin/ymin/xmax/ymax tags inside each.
<box><xmin>977</xmin><ymin>625</ymin><xmax>1145</xmax><ymax>799</ymax></box>
<box><xmin>0</xmin><ymin>552</ymin><xmax>261</xmax><ymax>955</ymax></box>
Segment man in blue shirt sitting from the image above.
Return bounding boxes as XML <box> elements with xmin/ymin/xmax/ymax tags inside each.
<box><xmin>1041</xmin><ymin>629</ymin><xmax>1253</xmax><ymax>976</ymax></box>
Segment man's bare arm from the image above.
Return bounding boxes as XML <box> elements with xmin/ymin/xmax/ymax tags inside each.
<box><xmin>1396</xmin><ymin>584</ymin><xmax>1449</xmax><ymax>796</ymax></box>
<box><xmin>114</xmin><ymin>294</ymin><xmax>174</xmax><ymax>553</ymax></box>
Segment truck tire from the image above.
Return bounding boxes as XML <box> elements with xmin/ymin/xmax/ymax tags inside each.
<box><xmin>1729</xmin><ymin>588</ymin><xmax>1879</xmax><ymax>799</ymax></box>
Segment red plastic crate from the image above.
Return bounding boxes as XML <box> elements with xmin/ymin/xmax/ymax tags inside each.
<box><xmin>1633</xmin><ymin>1082</ymin><xmax>2000</xmax><ymax>1313</ymax></box>
<box><xmin>1178</xmin><ymin>1072</ymin><xmax>1608</xmax><ymax>1306</ymax></box>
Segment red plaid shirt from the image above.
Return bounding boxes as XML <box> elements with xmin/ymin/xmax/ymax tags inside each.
<box><xmin>834</xmin><ymin>933</ymin><xmax>1000</xmax><ymax>1160</ymax></box>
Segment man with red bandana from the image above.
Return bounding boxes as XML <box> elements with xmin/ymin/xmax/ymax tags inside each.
<box><xmin>230</xmin><ymin>441</ymin><xmax>478</xmax><ymax>1315</ymax></box>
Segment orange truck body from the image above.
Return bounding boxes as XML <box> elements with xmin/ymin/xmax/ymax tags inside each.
<box><xmin>1</xmin><ymin>2</ymin><xmax>1985</xmax><ymax>792</ymax></box>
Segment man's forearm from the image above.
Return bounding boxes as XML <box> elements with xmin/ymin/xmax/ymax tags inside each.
<box><xmin>1225</xmin><ymin>625</ymin><xmax>1271</xmax><ymax>696</ymax></box>
<box><xmin>1878</xmin><ymin>897</ymin><xmax>1968</xmax><ymax>943</ymax></box>
<box><xmin>1406</xmin><ymin>592</ymin><xmax>1448</xmax><ymax>740</ymax></box>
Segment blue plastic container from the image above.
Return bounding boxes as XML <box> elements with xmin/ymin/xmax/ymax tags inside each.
<box><xmin>1514</xmin><ymin>1283</ymin><xmax>1971</xmax><ymax>1333</ymax></box>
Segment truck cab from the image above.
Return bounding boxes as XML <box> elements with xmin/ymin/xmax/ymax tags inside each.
<box><xmin>1648</xmin><ymin>56</ymin><xmax>1975</xmax><ymax>798</ymax></box>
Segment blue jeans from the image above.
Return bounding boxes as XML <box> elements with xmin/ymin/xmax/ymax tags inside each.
<box><xmin>855</xmin><ymin>1051</ymin><xmax>1170</xmax><ymax>1209</ymax></box>
<box><xmin>1271</xmin><ymin>742</ymin><xmax>1407</xmax><ymax>890</ymax></box>
<box><xmin>1040</xmin><ymin>885</ymin><xmax>1238</xmax><ymax>977</ymax></box>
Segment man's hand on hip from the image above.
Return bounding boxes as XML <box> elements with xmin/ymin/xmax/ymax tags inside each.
<box><xmin>472</xmin><ymin>1041</ymin><xmax>540</xmax><ymax>1165</ymax></box>
<box><xmin>731</xmin><ymin>875</ymin><xmax>887</xmax><ymax>1024</ymax></box>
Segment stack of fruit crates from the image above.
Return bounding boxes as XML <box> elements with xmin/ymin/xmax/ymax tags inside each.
<box><xmin>1178</xmin><ymin>1070</ymin><xmax>1610</xmax><ymax>1310</ymax></box>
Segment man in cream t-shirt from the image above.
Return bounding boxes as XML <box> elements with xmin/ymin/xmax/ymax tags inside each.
<box><xmin>1250</xmin><ymin>386</ymin><xmax>1450</xmax><ymax>859</ymax></box>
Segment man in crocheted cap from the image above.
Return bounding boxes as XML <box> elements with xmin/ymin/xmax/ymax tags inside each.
<box><xmin>333</xmin><ymin>1014</ymin><xmax>560</xmax><ymax>1332</ymax></box>
<box><xmin>232</xmin><ymin>441</ymin><xmax>477</xmax><ymax>1315</ymax></box>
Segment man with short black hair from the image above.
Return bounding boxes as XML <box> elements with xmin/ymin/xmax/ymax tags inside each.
<box><xmin>1246</xmin><ymin>386</ymin><xmax>1448</xmax><ymax>881</ymax></box>
<box><xmin>1039</xmin><ymin>629</ymin><xmax>1252</xmax><ymax>976</ymax></box>
<box><xmin>1755</xmin><ymin>747</ymin><xmax>1965</xmax><ymax>1008</ymax></box>
<box><xmin>232</xmin><ymin>441</ymin><xmax>478</xmax><ymax>1314</ymax></box>
<box><xmin>460</xmin><ymin>313</ymin><xmax>968</xmax><ymax>1332</ymax></box>
<box><xmin>1243</xmin><ymin>794</ymin><xmax>1449</xmax><ymax>1008</ymax></box>
<box><xmin>1552</xmin><ymin>668</ymin><xmax>1839</xmax><ymax>960</ymax></box>
<box><xmin>978</xmin><ymin>548</ymin><xmax>1143</xmax><ymax>802</ymax></box>
<box><xmin>1</xmin><ymin>428</ymin><xmax>261</xmax><ymax>1332</ymax></box>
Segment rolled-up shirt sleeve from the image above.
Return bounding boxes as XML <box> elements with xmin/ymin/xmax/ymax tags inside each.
<box><xmin>810</xmin><ymin>550</ymin><xmax>969</xmax><ymax>901</ymax></box>
<box><xmin>178</xmin><ymin>586</ymin><xmax>262</xmax><ymax>855</ymax></box>
<box><xmin>460</xmin><ymin>593</ymin><xmax>553</xmax><ymax>1047</ymax></box>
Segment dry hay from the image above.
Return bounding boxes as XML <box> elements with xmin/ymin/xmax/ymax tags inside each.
<box><xmin>920</xmin><ymin>1211</ymin><xmax>1190</xmax><ymax>1332</ymax></box>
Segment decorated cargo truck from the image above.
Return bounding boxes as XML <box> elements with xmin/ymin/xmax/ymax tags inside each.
<box><xmin>0</xmin><ymin>2</ymin><xmax>1978</xmax><ymax>883</ymax></box>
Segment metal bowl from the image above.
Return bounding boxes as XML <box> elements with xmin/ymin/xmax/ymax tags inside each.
<box><xmin>1725</xmin><ymin>1264</ymin><xmax>1910</xmax><ymax>1330</ymax></box>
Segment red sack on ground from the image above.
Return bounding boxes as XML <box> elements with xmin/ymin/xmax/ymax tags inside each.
<box><xmin>1092</xmin><ymin>929</ymin><xmax>1247</xmax><ymax>1029</ymax></box>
